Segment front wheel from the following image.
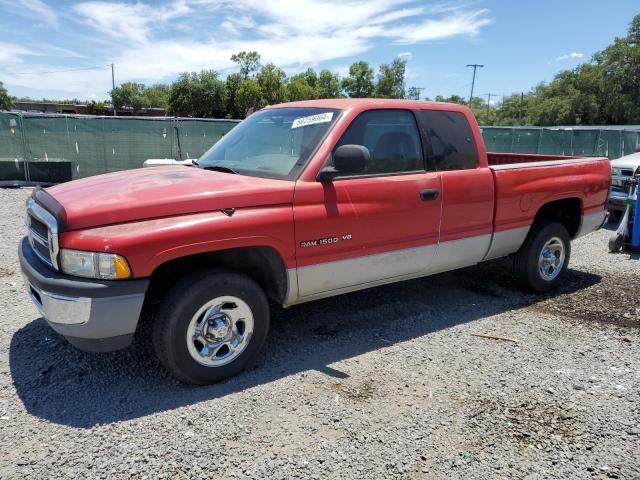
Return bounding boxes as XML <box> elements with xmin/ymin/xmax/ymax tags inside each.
<box><xmin>513</xmin><ymin>222</ymin><xmax>571</xmax><ymax>293</ymax></box>
<box><xmin>152</xmin><ymin>269</ymin><xmax>269</xmax><ymax>385</ymax></box>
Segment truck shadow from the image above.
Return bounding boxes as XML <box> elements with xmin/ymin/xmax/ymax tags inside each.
<box><xmin>9</xmin><ymin>259</ymin><xmax>602</xmax><ymax>428</ymax></box>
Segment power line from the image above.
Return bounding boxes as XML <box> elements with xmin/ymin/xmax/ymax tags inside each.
<box><xmin>12</xmin><ymin>65</ymin><xmax>109</xmax><ymax>76</ymax></box>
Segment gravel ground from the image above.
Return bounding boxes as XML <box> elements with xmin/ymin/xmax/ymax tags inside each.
<box><xmin>0</xmin><ymin>187</ymin><xmax>638</xmax><ymax>480</ymax></box>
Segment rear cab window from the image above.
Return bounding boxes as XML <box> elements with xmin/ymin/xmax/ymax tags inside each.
<box><xmin>417</xmin><ymin>110</ymin><xmax>478</xmax><ymax>171</ymax></box>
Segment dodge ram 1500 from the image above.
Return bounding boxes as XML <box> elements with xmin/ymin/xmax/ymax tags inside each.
<box><xmin>19</xmin><ymin>99</ymin><xmax>610</xmax><ymax>384</ymax></box>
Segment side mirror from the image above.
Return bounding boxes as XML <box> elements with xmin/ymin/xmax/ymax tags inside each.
<box><xmin>317</xmin><ymin>145</ymin><xmax>369</xmax><ymax>182</ymax></box>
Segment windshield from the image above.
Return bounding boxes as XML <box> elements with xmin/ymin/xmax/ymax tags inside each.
<box><xmin>197</xmin><ymin>107</ymin><xmax>341</xmax><ymax>180</ymax></box>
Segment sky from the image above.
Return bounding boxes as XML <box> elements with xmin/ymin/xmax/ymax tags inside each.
<box><xmin>0</xmin><ymin>0</ymin><xmax>638</xmax><ymax>103</ymax></box>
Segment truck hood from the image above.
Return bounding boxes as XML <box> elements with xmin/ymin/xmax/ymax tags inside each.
<box><xmin>610</xmin><ymin>152</ymin><xmax>640</xmax><ymax>170</ymax></box>
<box><xmin>47</xmin><ymin>166</ymin><xmax>295</xmax><ymax>231</ymax></box>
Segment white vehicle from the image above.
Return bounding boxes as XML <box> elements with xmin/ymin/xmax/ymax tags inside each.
<box><xmin>609</xmin><ymin>150</ymin><xmax>640</xmax><ymax>222</ymax></box>
<box><xmin>143</xmin><ymin>158</ymin><xmax>194</xmax><ymax>167</ymax></box>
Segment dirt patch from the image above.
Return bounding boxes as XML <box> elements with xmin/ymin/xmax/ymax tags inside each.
<box><xmin>530</xmin><ymin>273</ymin><xmax>640</xmax><ymax>328</ymax></box>
<box><xmin>466</xmin><ymin>396</ymin><xmax>579</xmax><ymax>446</ymax></box>
<box><xmin>331</xmin><ymin>379</ymin><xmax>376</xmax><ymax>402</ymax></box>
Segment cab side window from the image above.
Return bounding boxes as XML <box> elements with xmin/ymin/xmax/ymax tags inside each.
<box><xmin>335</xmin><ymin>110</ymin><xmax>424</xmax><ymax>175</ymax></box>
<box><xmin>418</xmin><ymin>110</ymin><xmax>478</xmax><ymax>171</ymax></box>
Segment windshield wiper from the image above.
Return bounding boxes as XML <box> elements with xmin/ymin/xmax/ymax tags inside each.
<box><xmin>199</xmin><ymin>165</ymin><xmax>240</xmax><ymax>175</ymax></box>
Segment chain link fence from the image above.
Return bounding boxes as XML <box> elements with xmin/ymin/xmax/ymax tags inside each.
<box><xmin>2</xmin><ymin>112</ymin><xmax>640</xmax><ymax>185</ymax></box>
<box><xmin>0</xmin><ymin>112</ymin><xmax>239</xmax><ymax>184</ymax></box>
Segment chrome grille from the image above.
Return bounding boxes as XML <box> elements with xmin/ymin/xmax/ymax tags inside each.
<box><xmin>25</xmin><ymin>198</ymin><xmax>60</xmax><ymax>270</ymax></box>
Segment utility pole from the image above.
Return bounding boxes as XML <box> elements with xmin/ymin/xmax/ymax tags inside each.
<box><xmin>466</xmin><ymin>64</ymin><xmax>484</xmax><ymax>106</ymax></box>
<box><xmin>111</xmin><ymin>63</ymin><xmax>116</xmax><ymax>117</ymax></box>
<box><xmin>484</xmin><ymin>93</ymin><xmax>502</xmax><ymax>126</ymax></box>
<box><xmin>412</xmin><ymin>87</ymin><xmax>426</xmax><ymax>100</ymax></box>
<box><xmin>519</xmin><ymin>92</ymin><xmax>524</xmax><ymax>125</ymax></box>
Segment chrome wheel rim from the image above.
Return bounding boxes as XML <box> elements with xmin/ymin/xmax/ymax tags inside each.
<box><xmin>186</xmin><ymin>296</ymin><xmax>254</xmax><ymax>367</ymax></box>
<box><xmin>538</xmin><ymin>236</ymin><xmax>565</xmax><ymax>281</ymax></box>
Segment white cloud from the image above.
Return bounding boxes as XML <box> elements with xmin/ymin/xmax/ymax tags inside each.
<box><xmin>397</xmin><ymin>52</ymin><xmax>413</xmax><ymax>60</ymax></box>
<box><xmin>0</xmin><ymin>42</ymin><xmax>36</xmax><ymax>63</ymax></box>
<box><xmin>0</xmin><ymin>0</ymin><xmax>58</xmax><ymax>25</ymax></box>
<box><xmin>73</xmin><ymin>1</ymin><xmax>191</xmax><ymax>44</ymax></box>
<box><xmin>555</xmin><ymin>52</ymin><xmax>584</xmax><ymax>61</ymax></box>
<box><xmin>383</xmin><ymin>9</ymin><xmax>491</xmax><ymax>43</ymax></box>
<box><xmin>220</xmin><ymin>15</ymin><xmax>256</xmax><ymax>36</ymax></box>
<box><xmin>3</xmin><ymin>0</ymin><xmax>492</xmax><ymax>97</ymax></box>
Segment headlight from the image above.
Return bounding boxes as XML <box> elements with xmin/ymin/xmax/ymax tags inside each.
<box><xmin>60</xmin><ymin>249</ymin><xmax>131</xmax><ymax>280</ymax></box>
<box><xmin>611</xmin><ymin>168</ymin><xmax>621</xmax><ymax>176</ymax></box>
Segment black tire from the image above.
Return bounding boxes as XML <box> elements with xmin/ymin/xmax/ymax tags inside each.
<box><xmin>152</xmin><ymin>269</ymin><xmax>269</xmax><ymax>385</ymax></box>
<box><xmin>513</xmin><ymin>222</ymin><xmax>571</xmax><ymax>293</ymax></box>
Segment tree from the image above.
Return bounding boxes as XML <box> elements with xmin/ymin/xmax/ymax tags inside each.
<box><xmin>435</xmin><ymin>94</ymin><xmax>466</xmax><ymax>105</ymax></box>
<box><xmin>592</xmin><ymin>14</ymin><xmax>640</xmax><ymax>124</ymax></box>
<box><xmin>406</xmin><ymin>87</ymin><xmax>421</xmax><ymax>100</ymax></box>
<box><xmin>110</xmin><ymin>82</ymin><xmax>146</xmax><ymax>111</ymax></box>
<box><xmin>287</xmin><ymin>74</ymin><xmax>315</xmax><ymax>101</ymax></box>
<box><xmin>341</xmin><ymin>61</ymin><xmax>375</xmax><ymax>98</ymax></box>
<box><xmin>316</xmin><ymin>70</ymin><xmax>341</xmax><ymax>98</ymax></box>
<box><xmin>301</xmin><ymin>68</ymin><xmax>318</xmax><ymax>91</ymax></box>
<box><xmin>235</xmin><ymin>80</ymin><xmax>263</xmax><ymax>117</ymax></box>
<box><xmin>494</xmin><ymin>93</ymin><xmax>533</xmax><ymax>126</ymax></box>
<box><xmin>0</xmin><ymin>81</ymin><xmax>13</xmax><ymax>110</ymax></box>
<box><xmin>168</xmin><ymin>71</ymin><xmax>226</xmax><ymax>118</ymax></box>
<box><xmin>86</xmin><ymin>100</ymin><xmax>107</xmax><ymax>115</ymax></box>
<box><xmin>231</xmin><ymin>51</ymin><xmax>261</xmax><ymax>80</ymax></box>
<box><xmin>493</xmin><ymin>13</ymin><xmax>640</xmax><ymax>126</ymax></box>
<box><xmin>224</xmin><ymin>72</ymin><xmax>244</xmax><ymax>118</ymax></box>
<box><xmin>140</xmin><ymin>84</ymin><xmax>170</xmax><ymax>108</ymax></box>
<box><xmin>375</xmin><ymin>58</ymin><xmax>406</xmax><ymax>98</ymax></box>
<box><xmin>256</xmin><ymin>63</ymin><xmax>288</xmax><ymax>104</ymax></box>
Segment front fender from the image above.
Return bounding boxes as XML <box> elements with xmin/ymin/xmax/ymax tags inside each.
<box><xmin>60</xmin><ymin>206</ymin><xmax>296</xmax><ymax>277</ymax></box>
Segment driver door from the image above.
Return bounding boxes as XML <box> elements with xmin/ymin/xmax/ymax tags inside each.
<box><xmin>293</xmin><ymin>109</ymin><xmax>442</xmax><ymax>297</ymax></box>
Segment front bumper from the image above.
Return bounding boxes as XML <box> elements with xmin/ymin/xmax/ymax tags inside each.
<box><xmin>19</xmin><ymin>237</ymin><xmax>149</xmax><ymax>352</ymax></box>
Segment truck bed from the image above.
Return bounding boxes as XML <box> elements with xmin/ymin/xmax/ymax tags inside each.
<box><xmin>487</xmin><ymin>153</ymin><xmax>610</xmax><ymax>237</ymax></box>
<box><xmin>488</xmin><ymin>152</ymin><xmax>582</xmax><ymax>166</ymax></box>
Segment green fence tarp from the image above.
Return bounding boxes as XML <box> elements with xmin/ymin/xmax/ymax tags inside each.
<box><xmin>2</xmin><ymin>111</ymin><xmax>639</xmax><ymax>184</ymax></box>
<box><xmin>0</xmin><ymin>112</ymin><xmax>26</xmax><ymax>181</ymax></box>
<box><xmin>482</xmin><ymin>126</ymin><xmax>640</xmax><ymax>158</ymax></box>
<box><xmin>0</xmin><ymin>112</ymin><xmax>239</xmax><ymax>183</ymax></box>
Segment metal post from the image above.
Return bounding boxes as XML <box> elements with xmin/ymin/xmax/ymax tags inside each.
<box><xmin>111</xmin><ymin>64</ymin><xmax>116</xmax><ymax>117</ymax></box>
<box><xmin>466</xmin><ymin>64</ymin><xmax>484</xmax><ymax>105</ymax></box>
<box><xmin>486</xmin><ymin>93</ymin><xmax>492</xmax><ymax>120</ymax></box>
<box><xmin>519</xmin><ymin>92</ymin><xmax>524</xmax><ymax>125</ymax></box>
<box><xmin>19</xmin><ymin>113</ymin><xmax>30</xmax><ymax>183</ymax></box>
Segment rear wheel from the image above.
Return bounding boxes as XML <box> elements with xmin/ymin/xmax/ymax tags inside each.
<box><xmin>152</xmin><ymin>269</ymin><xmax>269</xmax><ymax>385</ymax></box>
<box><xmin>513</xmin><ymin>222</ymin><xmax>571</xmax><ymax>293</ymax></box>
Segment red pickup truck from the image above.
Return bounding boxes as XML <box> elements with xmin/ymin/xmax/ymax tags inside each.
<box><xmin>19</xmin><ymin>99</ymin><xmax>610</xmax><ymax>384</ymax></box>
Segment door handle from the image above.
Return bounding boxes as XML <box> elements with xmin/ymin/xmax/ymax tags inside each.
<box><xmin>419</xmin><ymin>188</ymin><xmax>439</xmax><ymax>201</ymax></box>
